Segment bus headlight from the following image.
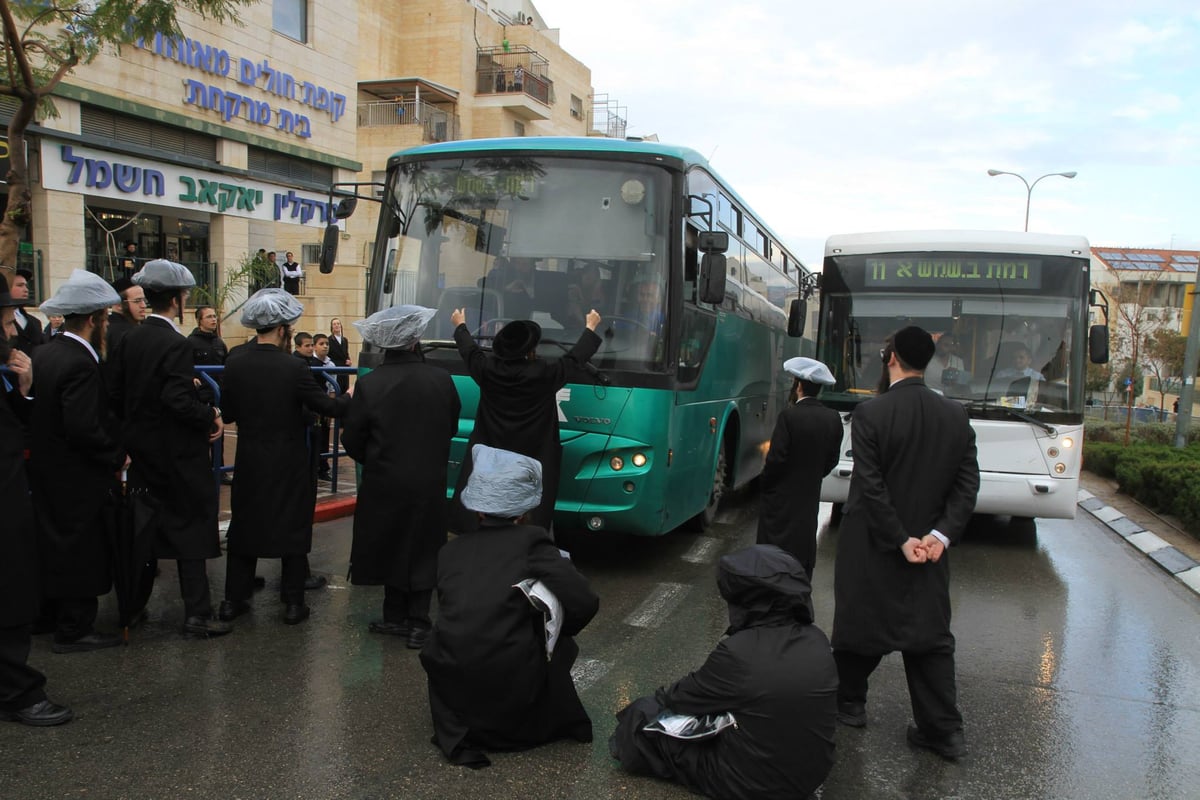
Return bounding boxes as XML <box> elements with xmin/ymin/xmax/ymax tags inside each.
<box><xmin>1054</xmin><ymin>463</ymin><xmax>1067</xmax><ymax>474</ymax></box>
<box><xmin>610</xmin><ymin>456</ymin><xmax>624</xmax><ymax>471</ymax></box>
<box><xmin>1061</xmin><ymin>437</ymin><xmax>1075</xmax><ymax>449</ymax></box>
<box><xmin>631</xmin><ymin>453</ymin><xmax>647</xmax><ymax>468</ymax></box>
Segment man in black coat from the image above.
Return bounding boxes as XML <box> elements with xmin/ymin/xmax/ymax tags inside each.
<box><xmin>187</xmin><ymin>305</ymin><xmax>231</xmax><ymax>484</ymax></box>
<box><xmin>757</xmin><ymin>356</ymin><xmax>844</xmax><ymax>578</ymax></box>
<box><xmin>0</xmin><ymin>276</ymin><xmax>72</xmax><ymax>726</ymax></box>
<box><xmin>421</xmin><ymin>445</ymin><xmax>599</xmax><ymax>769</ymax></box>
<box><xmin>342</xmin><ymin>306</ymin><xmax>460</xmax><ymax>647</ymax></box>
<box><xmin>106</xmin><ymin>277</ymin><xmax>147</xmax><ymax>356</ymax></box>
<box><xmin>448</xmin><ymin>308</ymin><xmax>602</xmax><ymax>533</ymax></box>
<box><xmin>218</xmin><ymin>290</ymin><xmax>350</xmax><ymax>626</ymax></box>
<box><xmin>29</xmin><ymin>271</ymin><xmax>126</xmax><ymax>653</ymax></box>
<box><xmin>9</xmin><ymin>268</ymin><xmax>46</xmax><ymax>356</ymax></box>
<box><xmin>611</xmin><ymin>544</ymin><xmax>837</xmax><ymax>799</ymax></box>
<box><xmin>831</xmin><ymin>326</ymin><xmax>980</xmax><ymax>760</ymax></box>
<box><xmin>109</xmin><ymin>260</ymin><xmax>231</xmax><ymax>639</ymax></box>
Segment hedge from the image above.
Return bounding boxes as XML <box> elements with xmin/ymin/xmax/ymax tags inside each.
<box><xmin>1082</xmin><ymin>424</ymin><xmax>1200</xmax><ymax>535</ymax></box>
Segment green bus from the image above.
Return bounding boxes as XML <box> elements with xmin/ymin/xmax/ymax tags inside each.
<box><xmin>320</xmin><ymin>137</ymin><xmax>814</xmax><ymax>535</ymax></box>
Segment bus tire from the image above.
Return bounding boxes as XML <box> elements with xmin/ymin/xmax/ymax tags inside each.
<box><xmin>687</xmin><ymin>438</ymin><xmax>728</xmax><ymax>532</ymax></box>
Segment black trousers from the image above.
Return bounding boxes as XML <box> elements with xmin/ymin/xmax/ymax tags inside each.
<box><xmin>0</xmin><ymin>625</ymin><xmax>47</xmax><ymax>712</ymax></box>
<box><xmin>176</xmin><ymin>559</ymin><xmax>214</xmax><ymax>620</ymax></box>
<box><xmin>227</xmin><ymin>553</ymin><xmax>309</xmax><ymax>605</ymax></box>
<box><xmin>52</xmin><ymin>596</ymin><xmax>98</xmax><ymax>642</ymax></box>
<box><xmin>834</xmin><ymin>645</ymin><xmax>963</xmax><ymax>737</ymax></box>
<box><xmin>383</xmin><ymin>586</ymin><xmax>432</xmax><ymax>627</ymax></box>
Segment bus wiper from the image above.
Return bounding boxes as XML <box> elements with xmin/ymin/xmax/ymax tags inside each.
<box><xmin>961</xmin><ymin>400</ymin><xmax>1056</xmax><ymax>436</ymax></box>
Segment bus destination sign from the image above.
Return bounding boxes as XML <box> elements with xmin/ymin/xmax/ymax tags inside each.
<box><xmin>864</xmin><ymin>257</ymin><xmax>1042</xmax><ymax>289</ymax></box>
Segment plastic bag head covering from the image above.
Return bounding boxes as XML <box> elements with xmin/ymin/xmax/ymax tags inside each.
<box><xmin>132</xmin><ymin>259</ymin><xmax>196</xmax><ymax>290</ymax></box>
<box><xmin>460</xmin><ymin>444</ymin><xmax>543</xmax><ymax>519</ymax></box>
<box><xmin>39</xmin><ymin>269</ymin><xmax>121</xmax><ymax>316</ymax></box>
<box><xmin>353</xmin><ymin>304</ymin><xmax>436</xmax><ymax>350</ymax></box>
<box><xmin>240</xmin><ymin>288</ymin><xmax>304</xmax><ymax>329</ymax></box>
<box><xmin>783</xmin><ymin>356</ymin><xmax>835</xmax><ymax>385</ymax></box>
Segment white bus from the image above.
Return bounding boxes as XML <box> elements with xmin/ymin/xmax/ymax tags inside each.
<box><xmin>815</xmin><ymin>230</ymin><xmax>1109</xmax><ymax>520</ymax></box>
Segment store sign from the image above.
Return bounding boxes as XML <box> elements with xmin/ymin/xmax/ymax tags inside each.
<box><xmin>136</xmin><ymin>33</ymin><xmax>349</xmax><ymax>140</ymax></box>
<box><xmin>40</xmin><ymin>141</ymin><xmax>333</xmax><ymax>228</ymax></box>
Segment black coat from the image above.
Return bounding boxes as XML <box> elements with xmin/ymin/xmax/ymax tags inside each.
<box><xmin>110</xmin><ymin>316</ymin><xmax>220</xmax><ymax>560</ymax></box>
<box><xmin>832</xmin><ymin>378</ymin><xmax>980</xmax><ymax>655</ymax></box>
<box><xmin>449</xmin><ymin>325</ymin><xmax>601</xmax><ymax>532</ymax></box>
<box><xmin>186</xmin><ymin>328</ymin><xmax>228</xmax><ymax>405</ymax></box>
<box><xmin>221</xmin><ymin>343</ymin><xmax>348</xmax><ymax>557</ymax></box>
<box><xmin>756</xmin><ymin>398</ymin><xmax>843</xmax><ymax>576</ymax></box>
<box><xmin>29</xmin><ymin>335</ymin><xmax>124</xmax><ymax>598</ymax></box>
<box><xmin>0</xmin><ymin>378</ymin><xmax>38</xmax><ymax>626</ymax></box>
<box><xmin>419</xmin><ymin>521</ymin><xmax>599</xmax><ymax>767</ymax></box>
<box><xmin>611</xmin><ymin>545</ymin><xmax>838</xmax><ymax>800</ymax></box>
<box><xmin>342</xmin><ymin>350</ymin><xmax>460</xmax><ymax>588</ymax></box>
<box><xmin>13</xmin><ymin>310</ymin><xmax>45</xmax><ymax>356</ymax></box>
<box><xmin>327</xmin><ymin>334</ymin><xmax>351</xmax><ymax>392</ymax></box>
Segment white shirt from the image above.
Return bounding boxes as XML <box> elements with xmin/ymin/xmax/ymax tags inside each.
<box><xmin>281</xmin><ymin>261</ymin><xmax>303</xmax><ymax>279</ymax></box>
<box><xmin>147</xmin><ymin>313</ymin><xmax>181</xmax><ymax>333</ymax></box>
<box><xmin>62</xmin><ymin>330</ymin><xmax>100</xmax><ymax>363</ymax></box>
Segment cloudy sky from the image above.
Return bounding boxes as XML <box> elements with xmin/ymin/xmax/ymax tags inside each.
<box><xmin>532</xmin><ymin>0</ymin><xmax>1200</xmax><ymax>269</ymax></box>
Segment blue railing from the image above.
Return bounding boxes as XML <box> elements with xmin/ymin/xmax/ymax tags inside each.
<box><xmin>195</xmin><ymin>364</ymin><xmax>357</xmax><ymax>494</ymax></box>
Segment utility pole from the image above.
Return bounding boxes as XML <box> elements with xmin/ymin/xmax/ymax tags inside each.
<box><xmin>1173</xmin><ymin>267</ymin><xmax>1200</xmax><ymax>448</ymax></box>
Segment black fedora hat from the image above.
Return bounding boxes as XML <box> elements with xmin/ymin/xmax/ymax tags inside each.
<box><xmin>493</xmin><ymin>319</ymin><xmax>541</xmax><ymax>360</ymax></box>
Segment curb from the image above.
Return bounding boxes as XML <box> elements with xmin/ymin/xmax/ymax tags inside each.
<box><xmin>1077</xmin><ymin>490</ymin><xmax>1200</xmax><ymax>596</ymax></box>
<box><xmin>314</xmin><ymin>496</ymin><xmax>356</xmax><ymax>523</ymax></box>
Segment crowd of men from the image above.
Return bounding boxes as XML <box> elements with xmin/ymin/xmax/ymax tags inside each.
<box><xmin>3</xmin><ymin>262</ymin><xmax>983</xmax><ymax>795</ymax></box>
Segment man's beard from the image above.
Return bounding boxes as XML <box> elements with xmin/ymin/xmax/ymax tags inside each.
<box><xmin>876</xmin><ymin>368</ymin><xmax>892</xmax><ymax>395</ymax></box>
<box><xmin>0</xmin><ymin>335</ymin><xmax>11</xmax><ymax>365</ymax></box>
<box><xmin>90</xmin><ymin>324</ymin><xmax>107</xmax><ymax>361</ymax></box>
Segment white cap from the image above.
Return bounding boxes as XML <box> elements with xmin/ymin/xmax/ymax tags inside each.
<box><xmin>40</xmin><ymin>269</ymin><xmax>121</xmax><ymax>316</ymax></box>
<box><xmin>461</xmin><ymin>445</ymin><xmax>543</xmax><ymax>518</ymax></box>
<box><xmin>240</xmin><ymin>288</ymin><xmax>304</xmax><ymax>329</ymax></box>
<box><xmin>133</xmin><ymin>259</ymin><xmax>196</xmax><ymax>290</ymax></box>
<box><xmin>783</xmin><ymin>356</ymin><xmax>835</xmax><ymax>385</ymax></box>
<box><xmin>353</xmin><ymin>305</ymin><xmax>436</xmax><ymax>350</ymax></box>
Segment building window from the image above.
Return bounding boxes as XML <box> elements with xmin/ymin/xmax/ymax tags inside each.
<box><xmin>248</xmin><ymin>146</ymin><xmax>332</xmax><ymax>187</ymax></box>
<box><xmin>570</xmin><ymin>95</ymin><xmax>583</xmax><ymax>120</ymax></box>
<box><xmin>301</xmin><ymin>243</ymin><xmax>321</xmax><ymax>264</ymax></box>
<box><xmin>514</xmin><ymin>121</ymin><xmax>525</xmax><ymax>137</ymax></box>
<box><xmin>81</xmin><ymin>107</ymin><xmax>217</xmax><ymax>161</ymax></box>
<box><xmin>274</xmin><ymin>0</ymin><xmax>308</xmax><ymax>43</ymax></box>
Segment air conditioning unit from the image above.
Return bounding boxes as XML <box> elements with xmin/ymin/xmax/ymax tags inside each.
<box><xmin>515</xmin><ymin>12</ymin><xmax>526</xmax><ymax>24</ymax></box>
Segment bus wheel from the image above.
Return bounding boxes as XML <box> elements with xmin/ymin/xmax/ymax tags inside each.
<box><xmin>687</xmin><ymin>440</ymin><xmax>728</xmax><ymax>532</ymax></box>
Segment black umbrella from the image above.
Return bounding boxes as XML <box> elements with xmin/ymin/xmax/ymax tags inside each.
<box><xmin>106</xmin><ymin>480</ymin><xmax>159</xmax><ymax>642</ymax></box>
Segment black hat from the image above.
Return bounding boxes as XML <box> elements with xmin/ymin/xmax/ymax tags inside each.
<box><xmin>492</xmin><ymin>319</ymin><xmax>541</xmax><ymax>360</ymax></box>
<box><xmin>112</xmin><ymin>276</ymin><xmax>134</xmax><ymax>295</ymax></box>
<box><xmin>893</xmin><ymin>326</ymin><xmax>935</xmax><ymax>370</ymax></box>
<box><xmin>15</xmin><ymin>267</ymin><xmax>33</xmax><ymax>281</ymax></box>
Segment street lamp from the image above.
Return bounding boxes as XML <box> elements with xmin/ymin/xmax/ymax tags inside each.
<box><xmin>986</xmin><ymin>169</ymin><xmax>1077</xmax><ymax>231</ymax></box>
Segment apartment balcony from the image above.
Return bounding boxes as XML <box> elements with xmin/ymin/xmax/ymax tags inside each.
<box><xmin>475</xmin><ymin>45</ymin><xmax>552</xmax><ymax>121</ymax></box>
<box><xmin>357</xmin><ymin>78</ymin><xmax>461</xmax><ymax>142</ymax></box>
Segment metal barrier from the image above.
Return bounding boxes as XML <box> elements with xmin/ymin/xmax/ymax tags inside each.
<box><xmin>195</xmin><ymin>364</ymin><xmax>357</xmax><ymax>494</ymax></box>
<box><xmin>1085</xmin><ymin>405</ymin><xmax>1177</xmax><ymax>426</ymax></box>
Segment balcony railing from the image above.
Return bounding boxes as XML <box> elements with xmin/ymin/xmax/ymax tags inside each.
<box><xmin>358</xmin><ymin>99</ymin><xmax>460</xmax><ymax>142</ymax></box>
<box><xmin>476</xmin><ymin>45</ymin><xmax>552</xmax><ymax>106</ymax></box>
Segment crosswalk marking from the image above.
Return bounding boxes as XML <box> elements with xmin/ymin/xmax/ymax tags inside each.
<box><xmin>681</xmin><ymin>536</ymin><xmax>720</xmax><ymax>564</ymax></box>
<box><xmin>570</xmin><ymin>658</ymin><xmax>609</xmax><ymax>693</ymax></box>
<box><xmin>623</xmin><ymin>582</ymin><xmax>690</xmax><ymax>628</ymax></box>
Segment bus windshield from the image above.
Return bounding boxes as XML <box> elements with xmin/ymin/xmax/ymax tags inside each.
<box><xmin>369</xmin><ymin>155</ymin><xmax>672</xmax><ymax>370</ymax></box>
<box><xmin>818</xmin><ymin>250</ymin><xmax>1089</xmax><ymax>420</ymax></box>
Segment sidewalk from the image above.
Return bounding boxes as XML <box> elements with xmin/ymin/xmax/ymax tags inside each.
<box><xmin>216</xmin><ymin>469</ymin><xmax>357</xmax><ymax>530</ymax></box>
<box><xmin>1077</xmin><ymin>470</ymin><xmax>1200</xmax><ymax>596</ymax></box>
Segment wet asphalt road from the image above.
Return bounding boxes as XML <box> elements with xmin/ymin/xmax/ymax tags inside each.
<box><xmin>2</xmin><ymin>490</ymin><xmax>1199</xmax><ymax>800</ymax></box>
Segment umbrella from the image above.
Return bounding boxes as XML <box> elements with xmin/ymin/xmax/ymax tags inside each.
<box><xmin>106</xmin><ymin>478</ymin><xmax>160</xmax><ymax>642</ymax></box>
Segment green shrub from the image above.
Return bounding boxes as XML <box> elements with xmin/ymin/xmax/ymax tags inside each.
<box><xmin>1081</xmin><ymin>437</ymin><xmax>1200</xmax><ymax>536</ymax></box>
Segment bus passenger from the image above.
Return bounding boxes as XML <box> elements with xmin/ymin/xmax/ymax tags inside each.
<box><xmin>421</xmin><ymin>445</ymin><xmax>599</xmax><ymax>768</ymax></box>
<box><xmin>565</xmin><ymin>262</ymin><xmax>608</xmax><ymax>325</ymax></box>
<box><xmin>924</xmin><ymin>334</ymin><xmax>966</xmax><ymax>389</ymax></box>
<box><xmin>447</xmin><ymin>307</ymin><xmax>602</xmax><ymax>534</ymax></box>
<box><xmin>995</xmin><ymin>343</ymin><xmax>1045</xmax><ymax>381</ymax></box>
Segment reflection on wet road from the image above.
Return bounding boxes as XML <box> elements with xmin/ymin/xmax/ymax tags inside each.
<box><xmin>2</xmin><ymin>491</ymin><xmax>1198</xmax><ymax>799</ymax></box>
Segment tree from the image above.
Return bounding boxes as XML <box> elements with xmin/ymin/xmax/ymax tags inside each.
<box><xmin>1109</xmin><ymin>273</ymin><xmax>1171</xmax><ymax>444</ymax></box>
<box><xmin>0</xmin><ymin>0</ymin><xmax>250</xmax><ymax>277</ymax></box>
<box><xmin>1143</xmin><ymin>329</ymin><xmax>1188</xmax><ymax>417</ymax></box>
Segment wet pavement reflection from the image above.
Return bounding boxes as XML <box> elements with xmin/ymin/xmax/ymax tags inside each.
<box><xmin>2</xmin><ymin>491</ymin><xmax>1198</xmax><ymax>799</ymax></box>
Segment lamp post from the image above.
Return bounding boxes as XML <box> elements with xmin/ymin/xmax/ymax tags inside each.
<box><xmin>986</xmin><ymin>169</ymin><xmax>1077</xmax><ymax>231</ymax></box>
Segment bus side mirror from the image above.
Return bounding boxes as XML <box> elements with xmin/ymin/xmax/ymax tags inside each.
<box><xmin>318</xmin><ymin>224</ymin><xmax>340</xmax><ymax>274</ymax></box>
<box><xmin>332</xmin><ymin>197</ymin><xmax>358</xmax><ymax>220</ymax></box>
<box><xmin>788</xmin><ymin>298</ymin><xmax>806</xmax><ymax>337</ymax></box>
<box><xmin>699</xmin><ymin>253</ymin><xmax>727</xmax><ymax>304</ymax></box>
<box><xmin>697</xmin><ymin>230</ymin><xmax>729</xmax><ymax>254</ymax></box>
<box><xmin>1089</xmin><ymin>324</ymin><xmax>1109</xmax><ymax>364</ymax></box>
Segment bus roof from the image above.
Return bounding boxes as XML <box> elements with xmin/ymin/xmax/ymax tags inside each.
<box><xmin>388</xmin><ymin>136</ymin><xmax>709</xmax><ymax>166</ymax></box>
<box><xmin>824</xmin><ymin>230</ymin><xmax>1091</xmax><ymax>259</ymax></box>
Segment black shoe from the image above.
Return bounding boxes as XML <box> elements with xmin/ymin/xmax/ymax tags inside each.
<box><xmin>283</xmin><ymin>604</ymin><xmax>311</xmax><ymax>625</ymax></box>
<box><xmin>368</xmin><ymin>620</ymin><xmax>411</xmax><ymax>637</ymax></box>
<box><xmin>182</xmin><ymin>616</ymin><xmax>233</xmax><ymax>638</ymax></box>
<box><xmin>406</xmin><ymin>625</ymin><xmax>430</xmax><ymax>650</ymax></box>
<box><xmin>317</xmin><ymin>471</ymin><xmax>332</xmax><ymax>482</ymax></box>
<box><xmin>253</xmin><ymin>575</ymin><xmax>266</xmax><ymax>590</ymax></box>
<box><xmin>217</xmin><ymin>600</ymin><xmax>251</xmax><ymax>621</ymax></box>
<box><xmin>906</xmin><ymin>724</ymin><xmax>967</xmax><ymax>760</ymax></box>
<box><xmin>0</xmin><ymin>699</ymin><xmax>74</xmax><ymax>727</ymax></box>
<box><xmin>303</xmin><ymin>574</ymin><xmax>328</xmax><ymax>591</ymax></box>
<box><xmin>51</xmin><ymin>632</ymin><xmax>122</xmax><ymax>654</ymax></box>
<box><xmin>30</xmin><ymin>618</ymin><xmax>55</xmax><ymax>636</ymax></box>
<box><xmin>837</xmin><ymin>701</ymin><xmax>867</xmax><ymax>728</ymax></box>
